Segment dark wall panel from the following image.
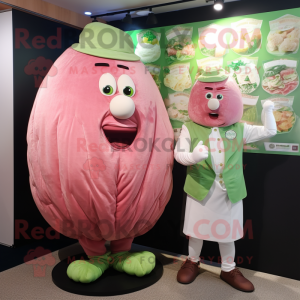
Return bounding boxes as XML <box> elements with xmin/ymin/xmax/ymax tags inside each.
<box><xmin>13</xmin><ymin>9</ymin><xmax>80</xmax><ymax>247</ymax></box>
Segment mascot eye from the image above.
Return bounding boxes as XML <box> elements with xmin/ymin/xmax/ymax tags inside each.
<box><xmin>205</xmin><ymin>93</ymin><xmax>213</xmax><ymax>99</ymax></box>
<box><xmin>103</xmin><ymin>85</ymin><xmax>114</xmax><ymax>95</ymax></box>
<box><xmin>123</xmin><ymin>86</ymin><xmax>134</xmax><ymax>97</ymax></box>
<box><xmin>99</xmin><ymin>73</ymin><xmax>116</xmax><ymax>96</ymax></box>
<box><xmin>118</xmin><ymin>74</ymin><xmax>136</xmax><ymax>97</ymax></box>
<box><xmin>217</xmin><ymin>94</ymin><xmax>224</xmax><ymax>100</ymax></box>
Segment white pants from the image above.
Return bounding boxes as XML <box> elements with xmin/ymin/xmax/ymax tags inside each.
<box><xmin>188</xmin><ymin>237</ymin><xmax>236</xmax><ymax>272</ymax></box>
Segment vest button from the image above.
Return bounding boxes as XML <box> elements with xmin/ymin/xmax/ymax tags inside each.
<box><xmin>214</xmin><ymin>129</ymin><xmax>217</xmax><ymax>132</ymax></box>
<box><xmin>219</xmin><ymin>174</ymin><xmax>223</xmax><ymax>178</ymax></box>
<box><xmin>219</xmin><ymin>181</ymin><xmax>223</xmax><ymax>184</ymax></box>
<box><xmin>217</xmin><ymin>138</ymin><xmax>220</xmax><ymax>141</ymax></box>
<box><xmin>219</xmin><ymin>150</ymin><xmax>222</xmax><ymax>153</ymax></box>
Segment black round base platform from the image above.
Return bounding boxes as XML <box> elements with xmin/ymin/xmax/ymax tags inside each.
<box><xmin>52</xmin><ymin>253</ymin><xmax>164</xmax><ymax>296</ymax></box>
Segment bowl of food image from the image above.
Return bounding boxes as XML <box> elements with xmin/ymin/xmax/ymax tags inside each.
<box><xmin>227</xmin><ymin>58</ymin><xmax>260</xmax><ymax>94</ymax></box>
<box><xmin>135</xmin><ymin>30</ymin><xmax>161</xmax><ymax>63</ymax></box>
<box><xmin>262</xmin><ymin>60</ymin><xmax>299</xmax><ymax>95</ymax></box>
<box><xmin>231</xmin><ymin>18</ymin><xmax>263</xmax><ymax>56</ymax></box>
<box><xmin>262</xmin><ymin>97</ymin><xmax>296</xmax><ymax>134</ymax></box>
<box><xmin>267</xmin><ymin>14</ymin><xmax>300</xmax><ymax>55</ymax></box>
<box><xmin>164</xmin><ymin>93</ymin><xmax>191</xmax><ymax>123</ymax></box>
<box><xmin>273</xmin><ymin>107</ymin><xmax>296</xmax><ymax>134</ymax></box>
<box><xmin>165</xmin><ymin>26</ymin><xmax>196</xmax><ymax>63</ymax></box>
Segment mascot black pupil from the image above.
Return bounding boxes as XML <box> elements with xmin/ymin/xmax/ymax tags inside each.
<box><xmin>124</xmin><ymin>87</ymin><xmax>132</xmax><ymax>96</ymax></box>
<box><xmin>104</xmin><ymin>86</ymin><xmax>111</xmax><ymax>94</ymax></box>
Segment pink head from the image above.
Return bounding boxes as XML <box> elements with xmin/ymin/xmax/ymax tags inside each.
<box><xmin>188</xmin><ymin>76</ymin><xmax>243</xmax><ymax>127</ymax></box>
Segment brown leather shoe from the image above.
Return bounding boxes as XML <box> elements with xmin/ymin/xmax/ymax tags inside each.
<box><xmin>177</xmin><ymin>259</ymin><xmax>200</xmax><ymax>284</ymax></box>
<box><xmin>220</xmin><ymin>268</ymin><xmax>255</xmax><ymax>292</ymax></box>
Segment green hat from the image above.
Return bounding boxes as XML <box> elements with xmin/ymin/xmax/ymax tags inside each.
<box><xmin>72</xmin><ymin>22</ymin><xmax>140</xmax><ymax>61</ymax></box>
<box><xmin>198</xmin><ymin>67</ymin><xmax>229</xmax><ymax>83</ymax></box>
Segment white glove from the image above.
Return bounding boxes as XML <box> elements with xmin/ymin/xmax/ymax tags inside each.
<box><xmin>191</xmin><ymin>141</ymin><xmax>209</xmax><ymax>163</ymax></box>
<box><xmin>261</xmin><ymin>100</ymin><xmax>275</xmax><ymax>125</ymax></box>
<box><xmin>263</xmin><ymin>100</ymin><xmax>275</xmax><ymax>112</ymax></box>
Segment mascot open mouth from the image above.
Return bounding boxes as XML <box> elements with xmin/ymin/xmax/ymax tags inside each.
<box><xmin>103</xmin><ymin>125</ymin><xmax>137</xmax><ymax>150</ymax></box>
<box><xmin>102</xmin><ymin>114</ymin><xmax>138</xmax><ymax>150</ymax></box>
<box><xmin>209</xmin><ymin>113</ymin><xmax>219</xmax><ymax>120</ymax></box>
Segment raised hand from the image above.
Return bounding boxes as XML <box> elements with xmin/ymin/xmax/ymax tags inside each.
<box><xmin>263</xmin><ymin>100</ymin><xmax>275</xmax><ymax>112</ymax></box>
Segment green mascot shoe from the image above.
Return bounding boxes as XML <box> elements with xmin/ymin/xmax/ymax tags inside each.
<box><xmin>67</xmin><ymin>252</ymin><xmax>111</xmax><ymax>283</ymax></box>
<box><xmin>110</xmin><ymin>251</ymin><xmax>156</xmax><ymax>277</ymax></box>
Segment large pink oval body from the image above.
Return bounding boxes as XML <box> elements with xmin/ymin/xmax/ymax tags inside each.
<box><xmin>27</xmin><ymin>48</ymin><xmax>174</xmax><ymax>242</ymax></box>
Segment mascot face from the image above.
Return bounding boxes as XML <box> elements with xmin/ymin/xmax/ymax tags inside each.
<box><xmin>188</xmin><ymin>77</ymin><xmax>243</xmax><ymax>127</ymax></box>
<box><xmin>27</xmin><ymin>48</ymin><xmax>173</xmax><ymax>241</ymax></box>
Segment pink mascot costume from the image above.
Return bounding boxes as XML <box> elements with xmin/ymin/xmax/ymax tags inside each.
<box><xmin>175</xmin><ymin>68</ymin><xmax>277</xmax><ymax>292</ymax></box>
<box><xmin>27</xmin><ymin>22</ymin><xmax>173</xmax><ymax>283</ymax></box>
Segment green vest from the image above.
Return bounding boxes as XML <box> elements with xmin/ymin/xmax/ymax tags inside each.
<box><xmin>183</xmin><ymin>121</ymin><xmax>247</xmax><ymax>204</ymax></box>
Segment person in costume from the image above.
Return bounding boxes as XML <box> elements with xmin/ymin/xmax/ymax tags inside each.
<box><xmin>174</xmin><ymin>68</ymin><xmax>276</xmax><ymax>292</ymax></box>
<box><xmin>27</xmin><ymin>22</ymin><xmax>174</xmax><ymax>283</ymax></box>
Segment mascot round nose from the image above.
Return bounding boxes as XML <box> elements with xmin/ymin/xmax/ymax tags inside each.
<box><xmin>110</xmin><ymin>95</ymin><xmax>135</xmax><ymax>119</ymax></box>
<box><xmin>208</xmin><ymin>98</ymin><xmax>220</xmax><ymax>111</ymax></box>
